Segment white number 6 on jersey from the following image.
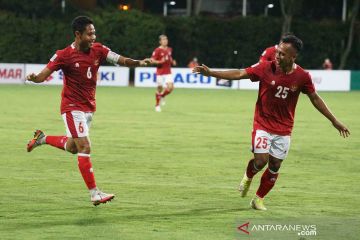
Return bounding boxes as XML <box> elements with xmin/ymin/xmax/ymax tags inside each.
<box><xmin>87</xmin><ymin>67</ymin><xmax>92</xmax><ymax>79</ymax></box>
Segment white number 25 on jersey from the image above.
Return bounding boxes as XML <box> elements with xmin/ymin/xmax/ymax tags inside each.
<box><xmin>275</xmin><ymin>86</ymin><xmax>289</xmax><ymax>99</ymax></box>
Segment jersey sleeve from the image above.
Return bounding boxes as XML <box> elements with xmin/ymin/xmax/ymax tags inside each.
<box><xmin>98</xmin><ymin>43</ymin><xmax>111</xmax><ymax>63</ymax></box>
<box><xmin>245</xmin><ymin>62</ymin><xmax>266</xmax><ymax>82</ymax></box>
<box><xmin>301</xmin><ymin>72</ymin><xmax>316</xmax><ymax>94</ymax></box>
<box><xmin>47</xmin><ymin>50</ymin><xmax>64</xmax><ymax>71</ymax></box>
<box><xmin>151</xmin><ymin>48</ymin><xmax>161</xmax><ymax>60</ymax></box>
<box><xmin>100</xmin><ymin>44</ymin><xmax>121</xmax><ymax>65</ymax></box>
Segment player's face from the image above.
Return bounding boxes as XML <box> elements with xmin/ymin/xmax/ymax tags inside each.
<box><xmin>275</xmin><ymin>43</ymin><xmax>296</xmax><ymax>69</ymax></box>
<box><xmin>159</xmin><ymin>36</ymin><xmax>168</xmax><ymax>47</ymax></box>
<box><xmin>77</xmin><ymin>24</ymin><xmax>96</xmax><ymax>50</ymax></box>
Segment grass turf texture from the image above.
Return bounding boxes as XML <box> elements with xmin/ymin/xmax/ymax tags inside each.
<box><xmin>0</xmin><ymin>85</ymin><xmax>359</xmax><ymax>239</ymax></box>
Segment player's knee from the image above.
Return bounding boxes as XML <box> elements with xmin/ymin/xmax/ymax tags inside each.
<box><xmin>268</xmin><ymin>159</ymin><xmax>282</xmax><ymax>172</ymax></box>
<box><xmin>68</xmin><ymin>146</ymin><xmax>78</xmax><ymax>154</ymax></box>
<box><xmin>77</xmin><ymin>144</ymin><xmax>91</xmax><ymax>154</ymax></box>
<box><xmin>254</xmin><ymin>158</ymin><xmax>267</xmax><ymax>170</ymax></box>
<box><xmin>65</xmin><ymin>141</ymin><xmax>78</xmax><ymax>154</ymax></box>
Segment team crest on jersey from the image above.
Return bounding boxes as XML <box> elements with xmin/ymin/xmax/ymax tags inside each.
<box><xmin>75</xmin><ymin>63</ymin><xmax>79</xmax><ymax>68</ymax></box>
<box><xmin>290</xmin><ymin>85</ymin><xmax>298</xmax><ymax>92</ymax></box>
<box><xmin>94</xmin><ymin>59</ymin><xmax>99</xmax><ymax>66</ymax></box>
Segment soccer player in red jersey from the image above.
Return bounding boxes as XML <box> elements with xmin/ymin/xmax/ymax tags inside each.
<box><xmin>193</xmin><ymin>34</ymin><xmax>350</xmax><ymax>210</ymax></box>
<box><xmin>259</xmin><ymin>45</ymin><xmax>277</xmax><ymax>62</ymax></box>
<box><xmin>151</xmin><ymin>34</ymin><xmax>177</xmax><ymax>112</ymax></box>
<box><xmin>26</xmin><ymin>16</ymin><xmax>151</xmax><ymax>206</ymax></box>
<box><xmin>259</xmin><ymin>34</ymin><xmax>293</xmax><ymax>62</ymax></box>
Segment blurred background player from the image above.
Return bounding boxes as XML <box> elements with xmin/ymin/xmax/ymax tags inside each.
<box><xmin>193</xmin><ymin>34</ymin><xmax>350</xmax><ymax>211</ymax></box>
<box><xmin>151</xmin><ymin>34</ymin><xmax>177</xmax><ymax>112</ymax></box>
<box><xmin>259</xmin><ymin>33</ymin><xmax>294</xmax><ymax>63</ymax></box>
<box><xmin>322</xmin><ymin>58</ymin><xmax>333</xmax><ymax>70</ymax></box>
<box><xmin>188</xmin><ymin>57</ymin><xmax>199</xmax><ymax>68</ymax></box>
<box><xmin>26</xmin><ymin>16</ymin><xmax>151</xmax><ymax>206</ymax></box>
<box><xmin>259</xmin><ymin>44</ymin><xmax>278</xmax><ymax>63</ymax></box>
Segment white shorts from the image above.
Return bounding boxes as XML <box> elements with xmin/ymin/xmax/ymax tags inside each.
<box><xmin>156</xmin><ymin>74</ymin><xmax>173</xmax><ymax>86</ymax></box>
<box><xmin>251</xmin><ymin>129</ymin><xmax>291</xmax><ymax>160</ymax></box>
<box><xmin>62</xmin><ymin>111</ymin><xmax>93</xmax><ymax>138</ymax></box>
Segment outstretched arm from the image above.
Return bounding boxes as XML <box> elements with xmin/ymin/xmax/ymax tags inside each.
<box><xmin>307</xmin><ymin>92</ymin><xmax>350</xmax><ymax>138</ymax></box>
<box><xmin>192</xmin><ymin>64</ymin><xmax>249</xmax><ymax>80</ymax></box>
<box><xmin>117</xmin><ymin>55</ymin><xmax>152</xmax><ymax>67</ymax></box>
<box><xmin>150</xmin><ymin>57</ymin><xmax>165</xmax><ymax>65</ymax></box>
<box><xmin>26</xmin><ymin>67</ymin><xmax>53</xmax><ymax>83</ymax></box>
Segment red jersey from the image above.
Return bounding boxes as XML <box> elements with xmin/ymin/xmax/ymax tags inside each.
<box><xmin>152</xmin><ymin>47</ymin><xmax>173</xmax><ymax>75</ymax></box>
<box><xmin>259</xmin><ymin>45</ymin><xmax>277</xmax><ymax>62</ymax></box>
<box><xmin>47</xmin><ymin>42</ymin><xmax>110</xmax><ymax>114</ymax></box>
<box><xmin>245</xmin><ymin>61</ymin><xmax>315</xmax><ymax>136</ymax></box>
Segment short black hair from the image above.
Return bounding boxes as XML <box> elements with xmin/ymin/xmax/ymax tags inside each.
<box><xmin>281</xmin><ymin>34</ymin><xmax>303</xmax><ymax>52</ymax></box>
<box><xmin>71</xmin><ymin>16</ymin><xmax>93</xmax><ymax>36</ymax></box>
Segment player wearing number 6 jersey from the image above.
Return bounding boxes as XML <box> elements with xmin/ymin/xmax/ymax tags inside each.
<box><xmin>26</xmin><ymin>16</ymin><xmax>151</xmax><ymax>206</ymax></box>
<box><xmin>193</xmin><ymin>34</ymin><xmax>350</xmax><ymax>211</ymax></box>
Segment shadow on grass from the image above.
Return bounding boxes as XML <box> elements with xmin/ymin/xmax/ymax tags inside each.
<box><xmin>2</xmin><ymin>205</ymin><xmax>251</xmax><ymax>230</ymax></box>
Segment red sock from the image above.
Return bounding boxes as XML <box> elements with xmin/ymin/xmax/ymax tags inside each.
<box><xmin>245</xmin><ymin>158</ymin><xmax>259</xmax><ymax>179</ymax></box>
<box><xmin>256</xmin><ymin>168</ymin><xmax>279</xmax><ymax>198</ymax></box>
<box><xmin>162</xmin><ymin>88</ymin><xmax>172</xmax><ymax>97</ymax></box>
<box><xmin>155</xmin><ymin>92</ymin><xmax>162</xmax><ymax>106</ymax></box>
<box><xmin>45</xmin><ymin>136</ymin><xmax>68</xmax><ymax>150</ymax></box>
<box><xmin>77</xmin><ymin>154</ymin><xmax>96</xmax><ymax>190</ymax></box>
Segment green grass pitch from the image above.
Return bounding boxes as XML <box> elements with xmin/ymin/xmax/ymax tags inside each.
<box><xmin>0</xmin><ymin>85</ymin><xmax>359</xmax><ymax>239</ymax></box>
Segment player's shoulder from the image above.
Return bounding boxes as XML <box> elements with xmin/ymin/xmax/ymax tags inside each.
<box><xmin>92</xmin><ymin>42</ymin><xmax>103</xmax><ymax>48</ymax></box>
<box><xmin>154</xmin><ymin>47</ymin><xmax>162</xmax><ymax>52</ymax></box>
<box><xmin>294</xmin><ymin>64</ymin><xmax>311</xmax><ymax>79</ymax></box>
<box><xmin>260</xmin><ymin>60</ymin><xmax>274</xmax><ymax>69</ymax></box>
<box><xmin>250</xmin><ymin>60</ymin><xmax>271</xmax><ymax>68</ymax></box>
<box><xmin>267</xmin><ymin>45</ymin><xmax>276</xmax><ymax>51</ymax></box>
<box><xmin>92</xmin><ymin>42</ymin><xmax>109</xmax><ymax>50</ymax></box>
<box><xmin>294</xmin><ymin>64</ymin><xmax>308</xmax><ymax>74</ymax></box>
<box><xmin>153</xmin><ymin>47</ymin><xmax>163</xmax><ymax>55</ymax></box>
<box><xmin>91</xmin><ymin>42</ymin><xmax>111</xmax><ymax>57</ymax></box>
<box><xmin>53</xmin><ymin>44</ymin><xmax>73</xmax><ymax>58</ymax></box>
<box><xmin>248</xmin><ymin>61</ymin><xmax>274</xmax><ymax>74</ymax></box>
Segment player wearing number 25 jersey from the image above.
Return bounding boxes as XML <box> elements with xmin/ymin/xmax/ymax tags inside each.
<box><xmin>246</xmin><ymin>60</ymin><xmax>315</xmax><ymax>136</ymax></box>
<box><xmin>26</xmin><ymin>16</ymin><xmax>151</xmax><ymax>206</ymax></box>
<box><xmin>193</xmin><ymin>34</ymin><xmax>350</xmax><ymax>211</ymax></box>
